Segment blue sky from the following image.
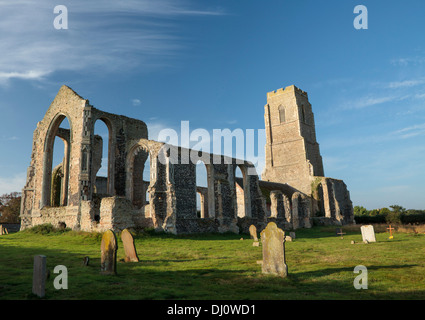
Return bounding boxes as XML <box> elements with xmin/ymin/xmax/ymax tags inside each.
<box><xmin>0</xmin><ymin>0</ymin><xmax>424</xmax><ymax>210</ymax></box>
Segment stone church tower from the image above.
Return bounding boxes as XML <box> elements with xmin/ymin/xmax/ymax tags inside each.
<box><xmin>262</xmin><ymin>85</ymin><xmax>324</xmax><ymax>195</ymax></box>
<box><xmin>261</xmin><ymin>85</ymin><xmax>354</xmax><ymax>225</ymax></box>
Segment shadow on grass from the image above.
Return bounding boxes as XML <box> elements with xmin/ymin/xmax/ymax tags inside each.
<box><xmin>291</xmin><ymin>264</ymin><xmax>419</xmax><ymax>279</ymax></box>
<box><xmin>1</xmin><ymin>232</ymin><xmax>424</xmax><ymax>300</ymax></box>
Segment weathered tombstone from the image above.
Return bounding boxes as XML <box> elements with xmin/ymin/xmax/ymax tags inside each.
<box><xmin>0</xmin><ymin>225</ymin><xmax>4</xmax><ymax>235</ymax></box>
<box><xmin>289</xmin><ymin>232</ymin><xmax>296</xmax><ymax>240</ymax></box>
<box><xmin>100</xmin><ymin>229</ymin><xmax>117</xmax><ymax>275</ymax></box>
<box><xmin>83</xmin><ymin>256</ymin><xmax>90</xmax><ymax>266</ymax></box>
<box><xmin>285</xmin><ymin>235</ymin><xmax>292</xmax><ymax>242</ymax></box>
<box><xmin>260</xmin><ymin>222</ymin><xmax>288</xmax><ymax>277</ymax></box>
<box><xmin>121</xmin><ymin>229</ymin><xmax>139</xmax><ymax>262</ymax></box>
<box><xmin>32</xmin><ymin>255</ymin><xmax>47</xmax><ymax>298</ymax></box>
<box><xmin>249</xmin><ymin>225</ymin><xmax>258</xmax><ymax>241</ymax></box>
<box><xmin>361</xmin><ymin>225</ymin><xmax>376</xmax><ymax>243</ymax></box>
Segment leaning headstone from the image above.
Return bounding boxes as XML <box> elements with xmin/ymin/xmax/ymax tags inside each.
<box><xmin>361</xmin><ymin>225</ymin><xmax>376</xmax><ymax>243</ymax></box>
<box><xmin>249</xmin><ymin>225</ymin><xmax>258</xmax><ymax>241</ymax></box>
<box><xmin>32</xmin><ymin>255</ymin><xmax>47</xmax><ymax>298</ymax></box>
<box><xmin>121</xmin><ymin>229</ymin><xmax>139</xmax><ymax>262</ymax></box>
<box><xmin>260</xmin><ymin>222</ymin><xmax>288</xmax><ymax>277</ymax></box>
<box><xmin>100</xmin><ymin>229</ymin><xmax>117</xmax><ymax>275</ymax></box>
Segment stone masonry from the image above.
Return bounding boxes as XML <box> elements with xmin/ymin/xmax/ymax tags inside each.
<box><xmin>261</xmin><ymin>85</ymin><xmax>354</xmax><ymax>227</ymax></box>
<box><xmin>20</xmin><ymin>85</ymin><xmax>354</xmax><ymax>234</ymax></box>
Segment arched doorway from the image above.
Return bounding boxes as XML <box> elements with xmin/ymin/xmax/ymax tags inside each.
<box><xmin>130</xmin><ymin>145</ymin><xmax>151</xmax><ymax>209</ymax></box>
<box><xmin>234</xmin><ymin>165</ymin><xmax>251</xmax><ymax>218</ymax></box>
<box><xmin>93</xmin><ymin>118</ymin><xmax>114</xmax><ymax>196</ymax></box>
<box><xmin>41</xmin><ymin>115</ymin><xmax>71</xmax><ymax>207</ymax></box>
<box><xmin>196</xmin><ymin>160</ymin><xmax>208</xmax><ymax>218</ymax></box>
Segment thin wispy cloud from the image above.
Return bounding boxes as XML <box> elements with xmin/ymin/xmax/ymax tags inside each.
<box><xmin>345</xmin><ymin>95</ymin><xmax>400</xmax><ymax>109</ymax></box>
<box><xmin>343</xmin><ymin>85</ymin><xmax>422</xmax><ymax>110</ymax></box>
<box><xmin>0</xmin><ymin>135</ymin><xmax>19</xmax><ymax>141</ymax></box>
<box><xmin>414</xmin><ymin>93</ymin><xmax>425</xmax><ymax>99</ymax></box>
<box><xmin>0</xmin><ymin>1</ymin><xmax>225</xmax><ymax>85</ymax></box>
<box><xmin>323</xmin><ymin>122</ymin><xmax>425</xmax><ymax>150</ymax></box>
<box><xmin>390</xmin><ymin>56</ymin><xmax>425</xmax><ymax>66</ymax></box>
<box><xmin>387</xmin><ymin>79</ymin><xmax>425</xmax><ymax>89</ymax></box>
<box><xmin>132</xmin><ymin>99</ymin><xmax>142</xmax><ymax>106</ymax></box>
<box><xmin>393</xmin><ymin>123</ymin><xmax>425</xmax><ymax>139</ymax></box>
<box><xmin>0</xmin><ymin>71</ymin><xmax>49</xmax><ymax>81</ymax></box>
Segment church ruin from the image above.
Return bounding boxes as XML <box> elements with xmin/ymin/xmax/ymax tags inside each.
<box><xmin>20</xmin><ymin>85</ymin><xmax>354</xmax><ymax>234</ymax></box>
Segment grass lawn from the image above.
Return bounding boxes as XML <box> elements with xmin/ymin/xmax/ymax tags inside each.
<box><xmin>0</xmin><ymin>225</ymin><xmax>424</xmax><ymax>300</ymax></box>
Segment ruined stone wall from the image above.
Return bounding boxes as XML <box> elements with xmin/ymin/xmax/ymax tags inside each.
<box><xmin>20</xmin><ymin>85</ymin><xmax>149</xmax><ymax>231</ymax></box>
<box><xmin>20</xmin><ymin>86</ymin><xmax>88</xmax><ymax>230</ymax></box>
<box><xmin>21</xmin><ymin>84</ymin><xmax>354</xmax><ymax>235</ymax></box>
<box><xmin>268</xmin><ymin>190</ymin><xmax>292</xmax><ymax>230</ymax></box>
<box><xmin>311</xmin><ymin>177</ymin><xmax>354</xmax><ymax>226</ymax></box>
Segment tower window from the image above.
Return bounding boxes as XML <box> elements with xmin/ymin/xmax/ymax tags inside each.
<box><xmin>278</xmin><ymin>105</ymin><xmax>286</xmax><ymax>123</ymax></box>
<box><xmin>301</xmin><ymin>105</ymin><xmax>306</xmax><ymax>123</ymax></box>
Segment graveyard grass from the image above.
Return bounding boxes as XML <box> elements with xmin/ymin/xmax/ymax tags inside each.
<box><xmin>0</xmin><ymin>225</ymin><xmax>424</xmax><ymax>300</ymax></box>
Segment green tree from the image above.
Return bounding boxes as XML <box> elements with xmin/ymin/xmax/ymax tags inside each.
<box><xmin>353</xmin><ymin>206</ymin><xmax>369</xmax><ymax>216</ymax></box>
<box><xmin>386</xmin><ymin>205</ymin><xmax>405</xmax><ymax>224</ymax></box>
<box><xmin>369</xmin><ymin>209</ymin><xmax>379</xmax><ymax>216</ymax></box>
<box><xmin>389</xmin><ymin>205</ymin><xmax>406</xmax><ymax>214</ymax></box>
<box><xmin>379</xmin><ymin>207</ymin><xmax>391</xmax><ymax>215</ymax></box>
<box><xmin>0</xmin><ymin>192</ymin><xmax>21</xmax><ymax>223</ymax></box>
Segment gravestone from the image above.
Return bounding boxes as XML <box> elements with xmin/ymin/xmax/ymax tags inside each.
<box><xmin>289</xmin><ymin>232</ymin><xmax>296</xmax><ymax>240</ymax></box>
<box><xmin>361</xmin><ymin>225</ymin><xmax>376</xmax><ymax>243</ymax></box>
<box><xmin>100</xmin><ymin>229</ymin><xmax>118</xmax><ymax>275</ymax></box>
<box><xmin>121</xmin><ymin>229</ymin><xmax>139</xmax><ymax>262</ymax></box>
<box><xmin>387</xmin><ymin>225</ymin><xmax>395</xmax><ymax>239</ymax></box>
<box><xmin>336</xmin><ymin>229</ymin><xmax>346</xmax><ymax>239</ymax></box>
<box><xmin>83</xmin><ymin>256</ymin><xmax>90</xmax><ymax>266</ymax></box>
<box><xmin>32</xmin><ymin>255</ymin><xmax>47</xmax><ymax>298</ymax></box>
<box><xmin>249</xmin><ymin>225</ymin><xmax>258</xmax><ymax>241</ymax></box>
<box><xmin>260</xmin><ymin>222</ymin><xmax>288</xmax><ymax>277</ymax></box>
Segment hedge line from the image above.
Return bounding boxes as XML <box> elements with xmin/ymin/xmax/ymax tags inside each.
<box><xmin>354</xmin><ymin>213</ymin><xmax>425</xmax><ymax>225</ymax></box>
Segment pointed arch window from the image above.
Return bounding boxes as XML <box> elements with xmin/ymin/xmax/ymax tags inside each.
<box><xmin>278</xmin><ymin>105</ymin><xmax>286</xmax><ymax>123</ymax></box>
